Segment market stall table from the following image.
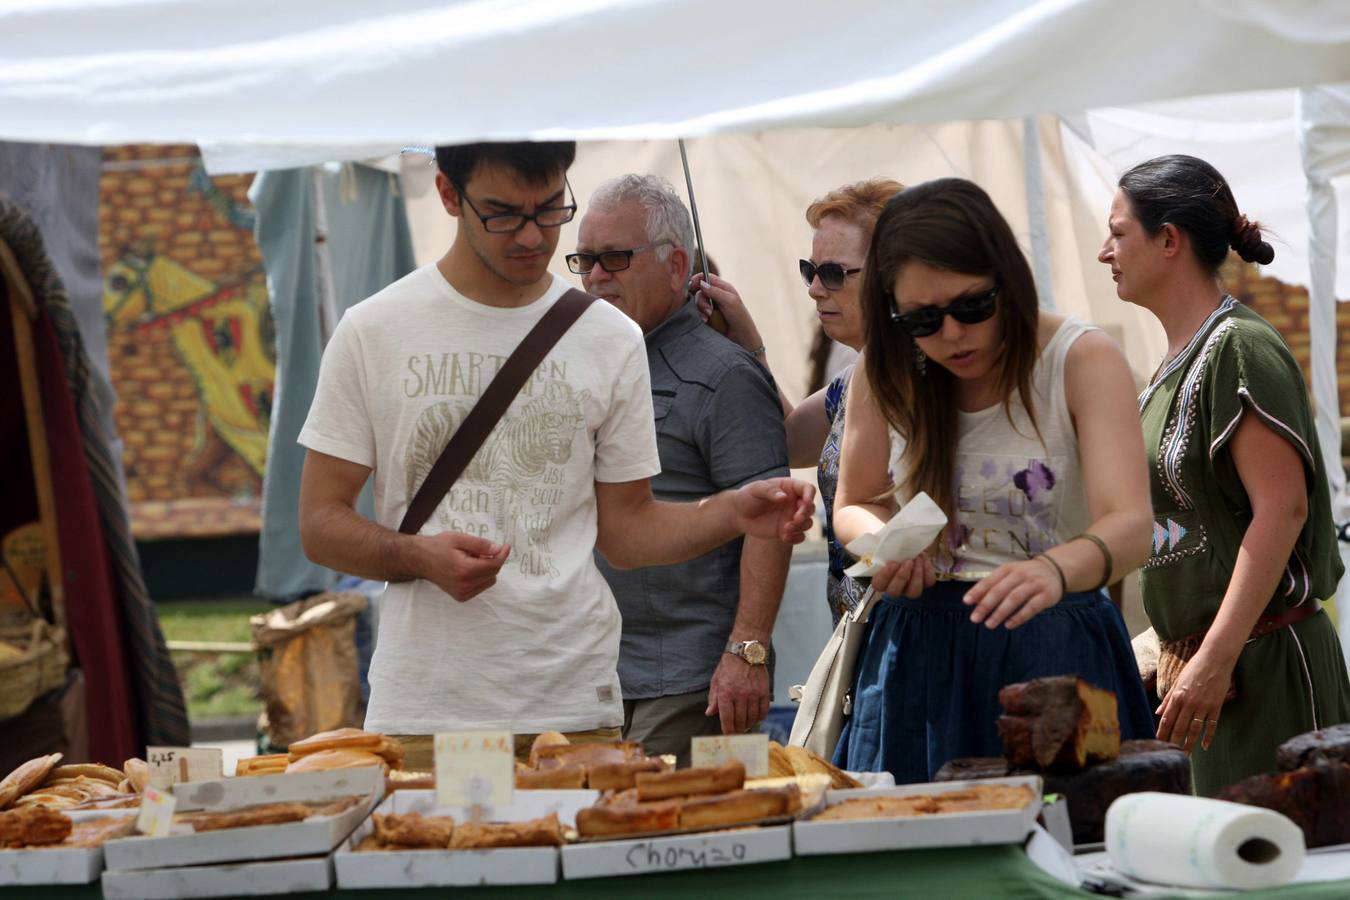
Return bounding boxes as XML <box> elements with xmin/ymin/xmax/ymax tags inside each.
<box><xmin>6</xmin><ymin>844</ymin><xmax>1350</xmax><ymax>900</ymax></box>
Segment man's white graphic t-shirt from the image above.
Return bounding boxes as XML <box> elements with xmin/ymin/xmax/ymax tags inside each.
<box><xmin>299</xmin><ymin>267</ymin><xmax>660</xmax><ymax>734</ymax></box>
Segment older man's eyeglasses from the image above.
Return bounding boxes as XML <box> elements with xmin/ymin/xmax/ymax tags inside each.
<box><xmin>455</xmin><ymin>178</ymin><xmax>577</xmax><ymax>233</ymax></box>
<box><xmin>890</xmin><ymin>286</ymin><xmax>999</xmax><ymax>338</ymax></box>
<box><xmin>799</xmin><ymin>259</ymin><xmax>862</xmax><ymax>291</ymax></box>
<box><xmin>566</xmin><ymin>241</ymin><xmax>672</xmax><ymax>275</ymax></box>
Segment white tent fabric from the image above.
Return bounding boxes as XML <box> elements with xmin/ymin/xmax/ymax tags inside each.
<box><xmin>3</xmin><ymin>0</ymin><xmax>1349</xmax><ymax>154</ymax></box>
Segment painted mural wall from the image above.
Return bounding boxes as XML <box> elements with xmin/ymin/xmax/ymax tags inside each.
<box><xmin>99</xmin><ymin>144</ymin><xmax>273</xmax><ymax>539</ymax></box>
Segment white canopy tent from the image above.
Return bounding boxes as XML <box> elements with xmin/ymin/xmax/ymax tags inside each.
<box><xmin>3</xmin><ymin>0</ymin><xmax>1349</xmax><ymax>645</ymax></box>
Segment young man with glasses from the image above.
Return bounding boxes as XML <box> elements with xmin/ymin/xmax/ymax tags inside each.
<box><xmin>573</xmin><ymin>174</ymin><xmax>791</xmax><ymax>764</ymax></box>
<box><xmin>297</xmin><ymin>144</ymin><xmax>813</xmax><ymax>769</ymax></box>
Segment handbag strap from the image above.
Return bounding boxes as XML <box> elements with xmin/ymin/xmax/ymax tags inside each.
<box><xmin>398</xmin><ymin>288</ymin><xmax>596</xmax><ymax>535</ymax></box>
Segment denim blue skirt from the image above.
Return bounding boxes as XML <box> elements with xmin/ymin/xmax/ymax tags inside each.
<box><xmin>833</xmin><ymin>582</ymin><xmax>1155</xmax><ymax>784</ymax></box>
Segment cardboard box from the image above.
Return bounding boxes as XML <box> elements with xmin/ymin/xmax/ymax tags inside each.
<box><xmin>0</xmin><ymin>811</ymin><xmax>134</xmax><ymax>886</ymax></box>
<box><xmin>101</xmin><ymin>856</ymin><xmax>332</xmax><ymax>899</ymax></box>
<box><xmin>333</xmin><ymin>788</ymin><xmax>597</xmax><ymax>888</ymax></box>
<box><xmin>561</xmin><ymin>825</ymin><xmax>792</xmax><ymax>879</ymax></box>
<box><xmin>793</xmin><ymin>774</ymin><xmax>1043</xmax><ymax>856</ymax></box>
<box><xmin>103</xmin><ymin>767</ymin><xmax>383</xmax><ymax>871</ymax></box>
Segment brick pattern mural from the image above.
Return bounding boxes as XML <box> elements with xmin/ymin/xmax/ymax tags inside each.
<box><xmin>99</xmin><ymin>144</ymin><xmax>273</xmax><ymax>539</ymax></box>
<box><xmin>1223</xmin><ymin>259</ymin><xmax>1349</xmax><ymax>421</ymax></box>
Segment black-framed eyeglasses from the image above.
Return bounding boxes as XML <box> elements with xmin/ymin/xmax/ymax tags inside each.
<box><xmin>799</xmin><ymin>259</ymin><xmax>862</xmax><ymax>291</ymax></box>
<box><xmin>455</xmin><ymin>178</ymin><xmax>577</xmax><ymax>233</ymax></box>
<box><xmin>890</xmin><ymin>286</ymin><xmax>999</xmax><ymax>337</ymax></box>
<box><xmin>565</xmin><ymin>241</ymin><xmax>672</xmax><ymax>275</ymax></box>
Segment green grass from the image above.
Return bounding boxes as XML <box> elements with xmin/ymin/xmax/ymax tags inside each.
<box><xmin>157</xmin><ymin>596</ymin><xmax>271</xmax><ymax>720</ymax></box>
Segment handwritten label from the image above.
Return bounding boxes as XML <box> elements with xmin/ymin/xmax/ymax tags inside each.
<box><xmin>433</xmin><ymin>731</ymin><xmax>514</xmax><ymax>808</ymax></box>
<box><xmin>690</xmin><ymin>734</ymin><xmax>769</xmax><ymax>777</ymax></box>
<box><xmin>145</xmin><ymin>746</ymin><xmax>223</xmax><ymax>788</ymax></box>
<box><xmin>135</xmin><ymin>785</ymin><xmax>177</xmax><ymax>836</ymax></box>
<box><xmin>624</xmin><ymin>840</ymin><xmax>749</xmax><ymax>871</ymax></box>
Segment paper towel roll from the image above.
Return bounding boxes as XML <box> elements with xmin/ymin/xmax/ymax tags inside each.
<box><xmin>1105</xmin><ymin>792</ymin><xmax>1305</xmax><ymax>890</ymax></box>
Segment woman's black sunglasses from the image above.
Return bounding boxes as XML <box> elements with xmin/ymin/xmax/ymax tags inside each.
<box><xmin>799</xmin><ymin>259</ymin><xmax>861</xmax><ymax>291</ymax></box>
<box><xmin>890</xmin><ymin>287</ymin><xmax>999</xmax><ymax>337</ymax></box>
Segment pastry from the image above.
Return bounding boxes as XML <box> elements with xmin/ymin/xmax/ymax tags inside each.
<box><xmin>1276</xmin><ymin>724</ymin><xmax>1350</xmax><ymax>771</ymax></box>
<box><xmin>586</xmin><ymin>759</ymin><xmax>666</xmax><ymax>792</ymax></box>
<box><xmin>0</xmin><ymin>807</ymin><xmax>72</xmax><ymax>847</ymax></box>
<box><xmin>187</xmin><ymin>801</ymin><xmax>313</xmax><ymax>832</ymax></box>
<box><xmin>288</xmin><ymin>727</ymin><xmax>384</xmax><ymax>757</ymax></box>
<box><xmin>386</xmin><ymin>770</ymin><xmax>435</xmax><ymax>792</ymax></box>
<box><xmin>775</xmin><ymin>744</ymin><xmax>862</xmax><ymax>790</ymax></box>
<box><xmin>516</xmin><ymin>766</ymin><xmax>587</xmax><ymax>790</ymax></box>
<box><xmin>66</xmin><ymin>816</ymin><xmax>136</xmax><ymax>848</ymax></box>
<box><xmin>448</xmin><ymin>813</ymin><xmax>564</xmax><ymax>848</ymax></box>
<box><xmin>0</xmin><ymin>753</ymin><xmax>62</xmax><ymax>810</ymax></box>
<box><xmin>815</xmin><ymin>784</ymin><xmax>1035</xmax><ymax>821</ymax></box>
<box><xmin>997</xmin><ymin>676</ymin><xmax>1120</xmax><ymax>769</ymax></box>
<box><xmin>576</xmin><ymin>800</ymin><xmax>681</xmax><ymax>837</ymax></box>
<box><xmin>534</xmin><ymin>741</ymin><xmax>644</xmax><ymax>769</ymax></box>
<box><xmin>285</xmin><ymin>748</ymin><xmax>388</xmax><ymax>774</ymax></box>
<box><xmin>235</xmin><ymin>754</ymin><xmax>289</xmax><ymax>777</ymax></box>
<box><xmin>678</xmin><ymin>786</ymin><xmax>799</xmax><ymax>830</ymax></box>
<box><xmin>373</xmin><ymin>812</ymin><xmax>454</xmax><ymax>848</ymax></box>
<box><xmin>635</xmin><ymin>760</ymin><xmax>745</xmax><ymax>801</ymax></box>
<box><xmin>528</xmin><ymin>731</ymin><xmax>570</xmax><ymax>767</ymax></box>
<box><xmin>122</xmin><ymin>758</ymin><xmax>150</xmax><ymax>793</ymax></box>
<box><xmin>44</xmin><ymin>764</ymin><xmax>123</xmax><ymax>786</ymax></box>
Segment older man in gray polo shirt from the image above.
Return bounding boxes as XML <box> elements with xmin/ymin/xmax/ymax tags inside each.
<box><xmin>571</xmin><ymin>175</ymin><xmax>791</xmax><ymax>764</ymax></box>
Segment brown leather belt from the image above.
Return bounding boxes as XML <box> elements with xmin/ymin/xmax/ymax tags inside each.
<box><xmin>1246</xmin><ymin>598</ymin><xmax>1321</xmax><ymax>642</ymax></box>
<box><xmin>1156</xmin><ymin>599</ymin><xmax>1321</xmax><ymax>701</ymax></box>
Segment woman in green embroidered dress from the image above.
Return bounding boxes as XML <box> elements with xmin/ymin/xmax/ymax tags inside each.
<box><xmin>1099</xmin><ymin>154</ymin><xmax>1350</xmax><ymax>795</ymax></box>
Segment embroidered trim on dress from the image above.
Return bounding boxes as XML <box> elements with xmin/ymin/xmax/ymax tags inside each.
<box><xmin>1143</xmin><ymin>524</ymin><xmax>1209</xmax><ymax>569</ymax></box>
<box><xmin>1138</xmin><ymin>296</ymin><xmax>1238</xmax><ymax>412</ymax></box>
<box><xmin>1155</xmin><ymin>320</ymin><xmax>1237</xmax><ymax>508</ymax></box>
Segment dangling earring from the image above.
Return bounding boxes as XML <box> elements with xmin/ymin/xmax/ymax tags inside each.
<box><xmin>914</xmin><ymin>345</ymin><xmax>927</xmax><ymax>376</ymax></box>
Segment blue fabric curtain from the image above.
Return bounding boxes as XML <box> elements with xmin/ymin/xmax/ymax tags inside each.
<box><xmin>252</xmin><ymin>164</ymin><xmax>416</xmax><ymax>599</ymax></box>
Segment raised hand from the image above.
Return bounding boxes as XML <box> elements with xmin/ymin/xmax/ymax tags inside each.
<box><xmin>412</xmin><ymin>532</ymin><xmax>511</xmax><ymax>602</ymax></box>
<box><xmin>732</xmin><ymin>477</ymin><xmax>816</xmax><ymax>544</ymax></box>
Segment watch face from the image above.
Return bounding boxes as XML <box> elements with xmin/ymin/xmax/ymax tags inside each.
<box><xmin>743</xmin><ymin>641</ymin><xmax>768</xmax><ymax>665</ymax></box>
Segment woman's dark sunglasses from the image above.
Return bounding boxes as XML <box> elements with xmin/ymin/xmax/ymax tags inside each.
<box><xmin>890</xmin><ymin>287</ymin><xmax>999</xmax><ymax>337</ymax></box>
<box><xmin>799</xmin><ymin>259</ymin><xmax>861</xmax><ymax>291</ymax></box>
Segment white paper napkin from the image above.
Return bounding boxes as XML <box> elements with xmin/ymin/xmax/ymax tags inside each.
<box><xmin>843</xmin><ymin>492</ymin><xmax>948</xmax><ymax>578</ymax></box>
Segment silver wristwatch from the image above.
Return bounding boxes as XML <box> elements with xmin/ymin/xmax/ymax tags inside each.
<box><xmin>724</xmin><ymin>639</ymin><xmax>768</xmax><ymax>665</ymax></box>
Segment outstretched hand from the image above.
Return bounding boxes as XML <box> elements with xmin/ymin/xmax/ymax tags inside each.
<box><xmin>962</xmin><ymin>558</ymin><xmax>1063</xmax><ymax>629</ymax></box>
<box><xmin>732</xmin><ymin>478</ymin><xmax>815</xmax><ymax>544</ymax></box>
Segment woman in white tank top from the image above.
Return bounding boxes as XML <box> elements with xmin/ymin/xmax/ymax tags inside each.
<box><xmin>831</xmin><ymin>178</ymin><xmax>1156</xmax><ymax>782</ymax></box>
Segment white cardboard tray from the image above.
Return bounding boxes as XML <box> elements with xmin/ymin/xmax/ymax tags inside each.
<box><xmin>562</xmin><ymin>824</ymin><xmax>792</xmax><ymax>880</ymax></box>
<box><xmin>333</xmin><ymin>788</ymin><xmax>597</xmax><ymax>888</ymax></box>
<box><xmin>103</xmin><ymin>767</ymin><xmax>383</xmax><ymax>872</ymax></box>
<box><xmin>793</xmin><ymin>774</ymin><xmax>1043</xmax><ymax>856</ymax></box>
<box><xmin>0</xmin><ymin>810</ymin><xmax>135</xmax><ymax>886</ymax></box>
<box><xmin>101</xmin><ymin>855</ymin><xmax>333</xmax><ymax>899</ymax></box>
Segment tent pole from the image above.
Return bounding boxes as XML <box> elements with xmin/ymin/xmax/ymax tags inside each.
<box><xmin>1023</xmin><ymin>115</ymin><xmax>1056</xmax><ymax>311</ymax></box>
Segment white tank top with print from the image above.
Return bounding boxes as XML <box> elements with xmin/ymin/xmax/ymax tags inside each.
<box><xmin>890</xmin><ymin>318</ymin><xmax>1095</xmax><ymax>577</ymax></box>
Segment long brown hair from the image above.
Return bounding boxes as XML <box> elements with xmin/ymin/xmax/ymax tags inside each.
<box><xmin>860</xmin><ymin>178</ymin><xmax>1041</xmax><ymax>535</ymax></box>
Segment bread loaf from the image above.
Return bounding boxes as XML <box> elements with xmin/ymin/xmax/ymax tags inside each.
<box><xmin>1275</xmin><ymin>724</ymin><xmax>1350</xmax><ymax>771</ymax></box>
<box><xmin>997</xmin><ymin>676</ymin><xmax>1120</xmax><ymax>769</ymax></box>
<box><xmin>1218</xmin><ymin>761</ymin><xmax>1350</xmax><ymax>849</ymax></box>
<box><xmin>635</xmin><ymin>760</ymin><xmax>745</xmax><ymax>801</ymax></box>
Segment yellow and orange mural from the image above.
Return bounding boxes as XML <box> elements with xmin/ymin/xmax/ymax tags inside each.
<box><xmin>99</xmin><ymin>145</ymin><xmax>274</xmax><ymax>539</ymax></box>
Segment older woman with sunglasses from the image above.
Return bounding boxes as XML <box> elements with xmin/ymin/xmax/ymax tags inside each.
<box><xmin>692</xmin><ymin>179</ymin><xmax>904</xmax><ymax>626</ymax></box>
<box><xmin>830</xmin><ymin>178</ymin><xmax>1156</xmax><ymax>782</ymax></box>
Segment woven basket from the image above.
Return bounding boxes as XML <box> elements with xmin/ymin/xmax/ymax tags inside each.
<box><xmin>0</xmin><ymin>618</ymin><xmax>69</xmax><ymax>720</ymax></box>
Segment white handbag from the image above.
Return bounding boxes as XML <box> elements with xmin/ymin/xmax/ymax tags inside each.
<box><xmin>787</xmin><ymin>586</ymin><xmax>883</xmax><ymax>757</ymax></box>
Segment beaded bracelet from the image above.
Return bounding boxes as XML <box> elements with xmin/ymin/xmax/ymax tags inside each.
<box><xmin>1034</xmin><ymin>553</ymin><xmax>1068</xmax><ymax>598</ymax></box>
<box><xmin>1073</xmin><ymin>532</ymin><xmax>1114</xmax><ymax>592</ymax></box>
<box><xmin>749</xmin><ymin>345</ymin><xmax>767</xmax><ymax>358</ymax></box>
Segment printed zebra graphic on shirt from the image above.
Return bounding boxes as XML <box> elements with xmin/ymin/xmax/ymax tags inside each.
<box><xmin>403</xmin><ymin>380</ymin><xmax>590</xmax><ymax>577</ymax></box>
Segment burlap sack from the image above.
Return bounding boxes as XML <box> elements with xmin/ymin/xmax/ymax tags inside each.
<box><xmin>251</xmin><ymin>591</ymin><xmax>367</xmax><ymax>750</ymax></box>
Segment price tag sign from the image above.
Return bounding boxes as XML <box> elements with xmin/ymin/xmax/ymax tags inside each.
<box><xmin>690</xmin><ymin>734</ymin><xmax>769</xmax><ymax>777</ymax></box>
<box><xmin>135</xmin><ymin>785</ymin><xmax>177</xmax><ymax>836</ymax></box>
<box><xmin>433</xmin><ymin>731</ymin><xmax>514</xmax><ymax>808</ymax></box>
<box><xmin>145</xmin><ymin>746</ymin><xmax>224</xmax><ymax>788</ymax></box>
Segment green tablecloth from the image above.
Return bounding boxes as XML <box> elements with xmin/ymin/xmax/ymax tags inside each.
<box><xmin>7</xmin><ymin>845</ymin><xmax>1350</xmax><ymax>900</ymax></box>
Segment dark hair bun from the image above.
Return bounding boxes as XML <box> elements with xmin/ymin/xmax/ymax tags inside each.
<box><xmin>1231</xmin><ymin>215</ymin><xmax>1275</xmax><ymax>265</ymax></box>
